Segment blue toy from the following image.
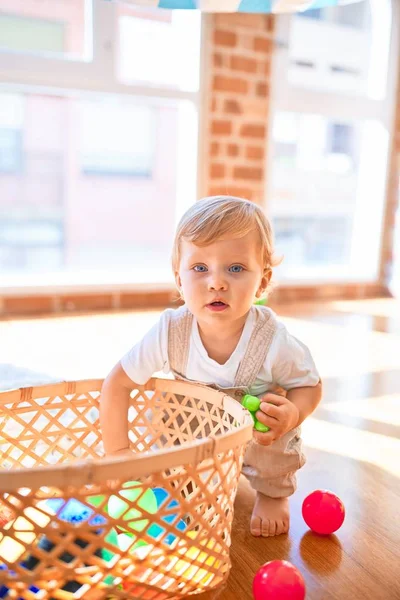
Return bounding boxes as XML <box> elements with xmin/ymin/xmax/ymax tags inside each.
<box><xmin>149</xmin><ymin>488</ymin><xmax>187</xmax><ymax>544</ymax></box>
<box><xmin>45</xmin><ymin>497</ymin><xmax>107</xmax><ymax>526</ymax></box>
<box><xmin>0</xmin><ymin>565</ymin><xmax>39</xmax><ymax>599</ymax></box>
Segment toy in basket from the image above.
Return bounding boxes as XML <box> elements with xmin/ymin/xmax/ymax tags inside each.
<box><xmin>0</xmin><ymin>377</ymin><xmax>253</xmax><ymax>599</ymax></box>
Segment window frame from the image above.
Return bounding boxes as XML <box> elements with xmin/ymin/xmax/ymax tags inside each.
<box><xmin>0</xmin><ymin>1</ymin><xmax>201</xmax><ymax>103</ymax></box>
<box><xmin>0</xmin><ymin>0</ymin><xmax>206</xmax><ymax>294</ymax></box>
<box><xmin>266</xmin><ymin>0</ymin><xmax>400</xmax><ymax>286</ymax></box>
<box><xmin>0</xmin><ymin>12</ymin><xmax>67</xmax><ymax>57</ymax></box>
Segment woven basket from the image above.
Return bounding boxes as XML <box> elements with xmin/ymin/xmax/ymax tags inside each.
<box><xmin>0</xmin><ymin>377</ymin><xmax>253</xmax><ymax>600</ymax></box>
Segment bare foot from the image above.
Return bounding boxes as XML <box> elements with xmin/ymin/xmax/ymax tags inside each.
<box><xmin>250</xmin><ymin>492</ymin><xmax>290</xmax><ymax>537</ymax></box>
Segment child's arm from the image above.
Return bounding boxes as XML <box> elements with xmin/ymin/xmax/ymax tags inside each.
<box><xmin>253</xmin><ymin>323</ymin><xmax>322</xmax><ymax>446</ymax></box>
<box><xmin>254</xmin><ymin>381</ymin><xmax>322</xmax><ymax>446</ymax></box>
<box><xmin>99</xmin><ymin>310</ymin><xmax>170</xmax><ymax>457</ymax></box>
<box><xmin>287</xmin><ymin>382</ymin><xmax>322</xmax><ymax>425</ymax></box>
<box><xmin>100</xmin><ymin>362</ymin><xmax>136</xmax><ymax>457</ymax></box>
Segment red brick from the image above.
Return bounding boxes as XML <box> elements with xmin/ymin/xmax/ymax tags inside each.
<box><xmin>246</xmin><ymin>146</ymin><xmax>264</xmax><ymax>160</ymax></box>
<box><xmin>213</xmin><ymin>75</ymin><xmax>248</xmax><ymax>94</ymax></box>
<box><xmin>256</xmin><ymin>82</ymin><xmax>269</xmax><ymax>97</ymax></box>
<box><xmin>233</xmin><ymin>166</ymin><xmax>263</xmax><ymax>180</ymax></box>
<box><xmin>254</xmin><ymin>37</ymin><xmax>272</xmax><ymax>53</ymax></box>
<box><xmin>214</xmin><ymin>30</ymin><xmax>237</xmax><ymax>47</ymax></box>
<box><xmin>213</xmin><ymin>53</ymin><xmax>224</xmax><ymax>67</ymax></box>
<box><xmin>210</xmin><ymin>142</ymin><xmax>219</xmax><ymax>157</ymax></box>
<box><xmin>3</xmin><ymin>295</ymin><xmax>54</xmax><ymax>316</ymax></box>
<box><xmin>226</xmin><ymin>187</ymin><xmax>254</xmax><ymax>200</ymax></box>
<box><xmin>211</xmin><ymin>120</ymin><xmax>232</xmax><ymax>135</ymax></box>
<box><xmin>208</xmin><ymin>186</ymin><xmax>253</xmax><ymax>200</ymax></box>
<box><xmin>59</xmin><ymin>294</ymin><xmax>114</xmax><ymax>312</ymax></box>
<box><xmin>265</xmin><ymin>15</ymin><xmax>275</xmax><ymax>33</ymax></box>
<box><xmin>240</xmin><ymin>124</ymin><xmax>266</xmax><ymax>138</ymax></box>
<box><xmin>208</xmin><ymin>185</ymin><xmax>229</xmax><ymax>196</ymax></box>
<box><xmin>215</xmin><ymin>14</ymin><xmax>264</xmax><ymax>30</ymax></box>
<box><xmin>119</xmin><ymin>292</ymin><xmax>175</xmax><ymax>310</ymax></box>
<box><xmin>210</xmin><ymin>163</ymin><xmax>226</xmax><ymax>179</ymax></box>
<box><xmin>227</xmin><ymin>144</ymin><xmax>239</xmax><ymax>157</ymax></box>
<box><xmin>260</xmin><ymin>60</ymin><xmax>271</xmax><ymax>76</ymax></box>
<box><xmin>230</xmin><ymin>56</ymin><xmax>258</xmax><ymax>74</ymax></box>
<box><xmin>224</xmin><ymin>99</ymin><xmax>242</xmax><ymax>114</ymax></box>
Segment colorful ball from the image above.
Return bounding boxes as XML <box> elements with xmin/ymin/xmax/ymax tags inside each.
<box><xmin>45</xmin><ymin>497</ymin><xmax>106</xmax><ymax>526</ymax></box>
<box><xmin>150</xmin><ymin>487</ymin><xmax>186</xmax><ymax>544</ymax></box>
<box><xmin>0</xmin><ymin>502</ymin><xmax>14</xmax><ymax>528</ymax></box>
<box><xmin>242</xmin><ymin>395</ymin><xmax>261</xmax><ymax>413</ymax></box>
<box><xmin>302</xmin><ymin>490</ymin><xmax>345</xmax><ymax>535</ymax></box>
<box><xmin>108</xmin><ymin>481</ymin><xmax>157</xmax><ymax>533</ymax></box>
<box><xmin>0</xmin><ymin>565</ymin><xmax>39</xmax><ymax>599</ymax></box>
<box><xmin>253</xmin><ymin>560</ymin><xmax>306</xmax><ymax>600</ymax></box>
<box><xmin>173</xmin><ymin>531</ymin><xmax>222</xmax><ymax>586</ymax></box>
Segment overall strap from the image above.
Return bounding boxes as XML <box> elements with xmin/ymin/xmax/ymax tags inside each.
<box><xmin>234</xmin><ymin>306</ymin><xmax>278</xmax><ymax>389</ymax></box>
<box><xmin>168</xmin><ymin>305</ymin><xmax>193</xmax><ymax>378</ymax></box>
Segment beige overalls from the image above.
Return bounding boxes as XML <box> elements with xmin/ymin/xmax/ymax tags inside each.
<box><xmin>167</xmin><ymin>305</ymin><xmax>306</xmax><ymax>498</ymax></box>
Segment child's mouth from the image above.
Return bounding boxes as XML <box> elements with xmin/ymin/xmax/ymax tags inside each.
<box><xmin>207</xmin><ymin>301</ymin><xmax>228</xmax><ymax>311</ymax></box>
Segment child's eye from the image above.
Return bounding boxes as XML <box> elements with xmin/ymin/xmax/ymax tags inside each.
<box><xmin>193</xmin><ymin>265</ymin><xmax>208</xmax><ymax>272</ymax></box>
<box><xmin>229</xmin><ymin>265</ymin><xmax>244</xmax><ymax>273</ymax></box>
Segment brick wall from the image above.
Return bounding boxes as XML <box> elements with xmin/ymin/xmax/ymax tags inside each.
<box><xmin>202</xmin><ymin>13</ymin><xmax>275</xmax><ymax>202</ymax></box>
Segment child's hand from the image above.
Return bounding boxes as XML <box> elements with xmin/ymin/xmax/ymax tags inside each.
<box><xmin>253</xmin><ymin>393</ymin><xmax>299</xmax><ymax>446</ymax></box>
<box><xmin>106</xmin><ymin>448</ymin><xmax>134</xmax><ymax>459</ymax></box>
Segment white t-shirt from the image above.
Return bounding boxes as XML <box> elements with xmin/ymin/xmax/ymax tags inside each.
<box><xmin>121</xmin><ymin>305</ymin><xmax>320</xmax><ymax>397</ymax></box>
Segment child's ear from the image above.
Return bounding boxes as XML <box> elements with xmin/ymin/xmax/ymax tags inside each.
<box><xmin>256</xmin><ymin>268</ymin><xmax>272</xmax><ymax>298</ymax></box>
<box><xmin>174</xmin><ymin>271</ymin><xmax>182</xmax><ymax>291</ymax></box>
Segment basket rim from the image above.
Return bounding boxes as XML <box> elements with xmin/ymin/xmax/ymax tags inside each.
<box><xmin>0</xmin><ymin>377</ymin><xmax>254</xmax><ymax>491</ymax></box>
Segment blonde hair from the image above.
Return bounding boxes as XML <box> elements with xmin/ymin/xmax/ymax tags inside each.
<box><xmin>172</xmin><ymin>196</ymin><xmax>280</xmax><ymax>291</ymax></box>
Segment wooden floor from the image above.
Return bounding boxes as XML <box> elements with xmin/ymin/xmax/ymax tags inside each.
<box><xmin>1</xmin><ymin>298</ymin><xmax>400</xmax><ymax>599</ymax></box>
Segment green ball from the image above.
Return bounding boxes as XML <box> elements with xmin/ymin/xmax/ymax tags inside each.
<box><xmin>101</xmin><ymin>527</ymin><xmax>120</xmax><ymax>562</ymax></box>
<box><xmin>117</xmin><ymin>531</ymin><xmax>148</xmax><ymax>553</ymax></box>
<box><xmin>242</xmin><ymin>394</ymin><xmax>261</xmax><ymax>413</ymax></box>
<box><xmin>255</xmin><ymin>421</ymin><xmax>270</xmax><ymax>433</ymax></box>
<box><xmin>108</xmin><ymin>481</ymin><xmax>157</xmax><ymax>533</ymax></box>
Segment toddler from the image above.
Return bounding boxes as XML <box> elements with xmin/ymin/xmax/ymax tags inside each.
<box><xmin>100</xmin><ymin>196</ymin><xmax>322</xmax><ymax>537</ymax></box>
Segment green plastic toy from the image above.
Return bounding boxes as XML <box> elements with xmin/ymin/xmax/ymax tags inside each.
<box><xmin>241</xmin><ymin>394</ymin><xmax>270</xmax><ymax>433</ymax></box>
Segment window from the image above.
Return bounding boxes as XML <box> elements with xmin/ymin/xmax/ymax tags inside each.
<box><xmin>0</xmin><ymin>221</ymin><xmax>63</xmax><ymax>271</ymax></box>
<box><xmin>81</xmin><ymin>101</ymin><xmax>155</xmax><ymax>177</ymax></box>
<box><xmin>0</xmin><ymin>15</ymin><xmax>65</xmax><ymax>55</ymax></box>
<box><xmin>268</xmin><ymin>0</ymin><xmax>397</xmax><ymax>283</ymax></box>
<box><xmin>0</xmin><ymin>1</ymin><xmax>91</xmax><ymax>60</ymax></box>
<box><xmin>288</xmin><ymin>0</ymin><xmax>377</xmax><ymax>97</ymax></box>
<box><xmin>273</xmin><ymin>216</ymin><xmax>352</xmax><ymax>267</ymax></box>
<box><xmin>0</xmin><ymin>129</ymin><xmax>22</xmax><ymax>173</ymax></box>
<box><xmin>0</xmin><ymin>3</ymin><xmax>201</xmax><ymax>287</ymax></box>
<box><xmin>298</xmin><ymin>3</ymin><xmax>368</xmax><ymax>29</ymax></box>
<box><xmin>332</xmin><ymin>3</ymin><xmax>367</xmax><ymax>28</ymax></box>
<box><xmin>118</xmin><ymin>9</ymin><xmax>200</xmax><ymax>92</ymax></box>
<box><xmin>0</xmin><ymin>93</ymin><xmax>23</xmax><ymax>173</ymax></box>
<box><xmin>328</xmin><ymin>123</ymin><xmax>353</xmax><ymax>157</ymax></box>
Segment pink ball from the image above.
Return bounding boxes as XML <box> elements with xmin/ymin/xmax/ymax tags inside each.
<box><xmin>253</xmin><ymin>560</ymin><xmax>306</xmax><ymax>600</ymax></box>
<box><xmin>302</xmin><ymin>489</ymin><xmax>345</xmax><ymax>535</ymax></box>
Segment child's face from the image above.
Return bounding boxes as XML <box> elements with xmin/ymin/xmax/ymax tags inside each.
<box><xmin>175</xmin><ymin>231</ymin><xmax>269</xmax><ymax>327</ymax></box>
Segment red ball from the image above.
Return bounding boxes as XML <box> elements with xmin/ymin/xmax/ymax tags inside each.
<box><xmin>302</xmin><ymin>490</ymin><xmax>345</xmax><ymax>535</ymax></box>
<box><xmin>253</xmin><ymin>560</ymin><xmax>306</xmax><ymax>600</ymax></box>
<box><xmin>0</xmin><ymin>501</ymin><xmax>14</xmax><ymax>527</ymax></box>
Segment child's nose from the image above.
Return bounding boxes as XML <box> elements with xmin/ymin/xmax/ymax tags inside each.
<box><xmin>208</xmin><ymin>273</ymin><xmax>228</xmax><ymax>291</ymax></box>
